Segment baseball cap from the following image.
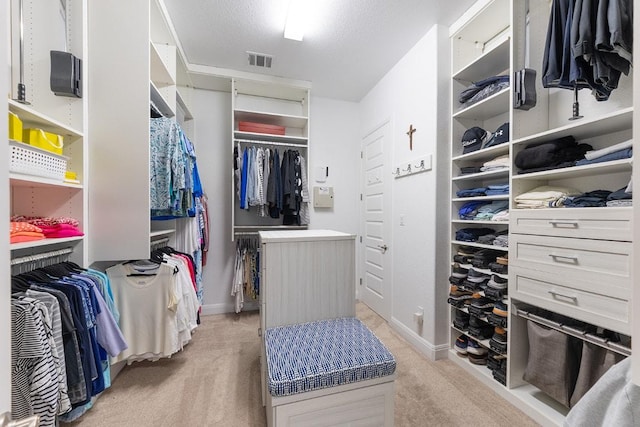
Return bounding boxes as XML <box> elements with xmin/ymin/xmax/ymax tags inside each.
<box><xmin>483</xmin><ymin>122</ymin><xmax>510</xmax><ymax>148</ymax></box>
<box><xmin>462</xmin><ymin>127</ymin><xmax>490</xmax><ymax>154</ymax></box>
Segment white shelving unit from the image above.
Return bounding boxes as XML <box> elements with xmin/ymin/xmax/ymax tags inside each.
<box><xmin>449</xmin><ymin>0</ymin><xmax>635</xmax><ymax>424</ymax></box>
<box><xmin>88</xmin><ymin>0</ymin><xmax>191</xmax><ymax>262</ymax></box>
<box><xmin>8</xmin><ymin>0</ymin><xmax>88</xmax><ymax>266</ymax></box>
<box><xmin>231</xmin><ymin>78</ymin><xmax>311</xmax><ymax>240</ymax></box>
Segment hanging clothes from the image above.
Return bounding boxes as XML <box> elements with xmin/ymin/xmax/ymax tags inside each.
<box><xmin>231</xmin><ymin>238</ymin><xmax>260</xmax><ymax>313</ymax></box>
<box><xmin>11</xmin><ymin>263</ymin><xmax>127</xmax><ymax>425</ymax></box>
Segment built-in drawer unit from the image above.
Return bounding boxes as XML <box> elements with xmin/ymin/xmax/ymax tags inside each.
<box><xmin>510</xmin><ymin>234</ymin><xmax>632</xmax><ymax>299</ymax></box>
<box><xmin>510</xmin><ymin>266</ymin><xmax>631</xmax><ymax>334</ymax></box>
<box><xmin>510</xmin><ymin>207</ymin><xmax>632</xmax><ymax>241</ymax></box>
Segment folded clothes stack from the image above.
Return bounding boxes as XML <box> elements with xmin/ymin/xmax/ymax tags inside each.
<box><xmin>474</xmin><ymin>200</ymin><xmax>509</xmax><ymax>220</ymax></box>
<box><xmin>481</xmin><ymin>154</ymin><xmax>510</xmax><ymax>172</ymax></box>
<box><xmin>455</xmin><ymin>227</ymin><xmax>496</xmax><ymax>242</ymax></box>
<box><xmin>606</xmin><ymin>184</ymin><xmax>632</xmax><ymax>207</ymax></box>
<box><xmin>564</xmin><ymin>190</ymin><xmax>612</xmax><ymax>207</ymax></box>
<box><xmin>576</xmin><ymin>139</ymin><xmax>633</xmax><ymax>167</ymax></box>
<box><xmin>10</xmin><ymin>221</ymin><xmax>45</xmax><ymax>244</ymax></box>
<box><xmin>11</xmin><ymin>215</ymin><xmax>84</xmax><ymax>238</ymax></box>
<box><xmin>456</xmin><ymin>187</ymin><xmax>487</xmax><ymax>198</ymax></box>
<box><xmin>458</xmin><ymin>75</ymin><xmax>510</xmax><ymax>110</ymax></box>
<box><xmin>514</xmin><ymin>185</ymin><xmax>581</xmax><ymax>208</ymax></box>
<box><xmin>515</xmin><ymin>135</ymin><xmax>592</xmax><ymax>174</ymax></box>
<box><xmin>485</xmin><ymin>183</ymin><xmax>509</xmax><ymax>196</ymax></box>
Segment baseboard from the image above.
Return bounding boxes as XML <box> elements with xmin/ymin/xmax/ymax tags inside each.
<box><xmin>389</xmin><ymin>317</ymin><xmax>449</xmax><ymax>361</ymax></box>
<box><xmin>201</xmin><ymin>301</ymin><xmax>259</xmax><ymax>316</ymax></box>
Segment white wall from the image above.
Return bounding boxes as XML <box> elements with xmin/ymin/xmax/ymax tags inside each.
<box><xmin>359</xmin><ymin>24</ymin><xmax>450</xmax><ymax>357</ymax></box>
<box><xmin>308</xmin><ymin>97</ymin><xmax>360</xmax><ymax>234</ymax></box>
<box><xmin>191</xmin><ymin>90</ymin><xmax>360</xmax><ymax>314</ymax></box>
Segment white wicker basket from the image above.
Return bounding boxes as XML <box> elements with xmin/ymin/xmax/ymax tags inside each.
<box><xmin>9</xmin><ymin>140</ymin><xmax>68</xmax><ymax>181</ymax></box>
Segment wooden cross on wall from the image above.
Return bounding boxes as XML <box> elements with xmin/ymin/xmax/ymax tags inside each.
<box><xmin>406</xmin><ymin>124</ymin><xmax>416</xmax><ymax>150</ymax></box>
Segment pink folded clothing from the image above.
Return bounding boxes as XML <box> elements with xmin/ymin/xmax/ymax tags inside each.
<box><xmin>11</xmin><ymin>215</ymin><xmax>80</xmax><ymax>228</ymax></box>
<box><xmin>38</xmin><ymin>223</ymin><xmax>84</xmax><ymax>238</ymax></box>
<box><xmin>10</xmin><ymin>221</ymin><xmax>43</xmax><ymax>234</ymax></box>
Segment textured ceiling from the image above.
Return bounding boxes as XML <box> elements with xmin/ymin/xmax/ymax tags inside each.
<box><xmin>163</xmin><ymin>0</ymin><xmax>477</xmax><ymax>101</ymax></box>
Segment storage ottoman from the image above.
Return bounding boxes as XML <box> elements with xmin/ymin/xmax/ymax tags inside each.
<box><xmin>264</xmin><ymin>317</ymin><xmax>397</xmax><ymax>426</ymax></box>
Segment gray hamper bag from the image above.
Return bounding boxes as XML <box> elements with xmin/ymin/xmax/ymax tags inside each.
<box><xmin>523</xmin><ymin>320</ymin><xmax>582</xmax><ymax>407</ymax></box>
<box><xmin>569</xmin><ymin>343</ymin><xmax>626</xmax><ymax>407</ymax></box>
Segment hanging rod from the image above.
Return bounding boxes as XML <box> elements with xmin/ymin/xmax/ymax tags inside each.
<box><xmin>11</xmin><ymin>247</ymin><xmax>74</xmax><ymax>266</ymax></box>
<box><xmin>234</xmin><ymin>138</ymin><xmax>307</xmax><ymax>148</ymax></box>
<box><xmin>233</xmin><ymin>231</ymin><xmax>260</xmax><ymax>236</ymax></box>
<box><xmin>150</xmin><ymin>237</ymin><xmax>170</xmax><ymax>249</ymax></box>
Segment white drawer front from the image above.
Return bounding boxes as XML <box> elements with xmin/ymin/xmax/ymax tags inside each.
<box><xmin>510</xmin><ymin>234</ymin><xmax>631</xmax><ymax>298</ymax></box>
<box><xmin>510</xmin><ymin>266</ymin><xmax>630</xmax><ymax>334</ymax></box>
<box><xmin>510</xmin><ymin>207</ymin><xmax>632</xmax><ymax>241</ymax></box>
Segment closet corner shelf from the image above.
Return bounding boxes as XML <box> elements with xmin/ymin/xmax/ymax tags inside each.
<box><xmin>150</xmin><ymin>81</ymin><xmax>175</xmax><ymax>118</ymax></box>
<box><xmin>511</xmin><ymin>107</ymin><xmax>633</xmax><ymax>147</ymax></box>
<box><xmin>511</xmin><ymin>159</ymin><xmax>633</xmax><ymax>181</ymax></box>
<box><xmin>453</xmin><ymin>34</ymin><xmax>510</xmax><ymax>82</ymax></box>
<box><xmin>10</xmin><ymin>174</ymin><xmax>84</xmax><ymax>189</ymax></box>
<box><xmin>234</xmin><ymin>109</ymin><xmax>308</xmax><ymax>129</ymax></box>
<box><xmin>10</xmin><ymin>236</ymin><xmax>84</xmax><ymax>251</ymax></box>
<box><xmin>9</xmin><ymin>99</ymin><xmax>84</xmax><ymax>138</ymax></box>
<box><xmin>452</xmin><ymin>88</ymin><xmax>510</xmax><ymax>120</ymax></box>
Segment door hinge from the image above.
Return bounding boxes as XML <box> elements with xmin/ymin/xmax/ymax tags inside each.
<box><xmin>359</xmin><ymin>236</ymin><xmax>362</xmax><ymax>243</ymax></box>
<box><xmin>359</xmin><ymin>277</ymin><xmax>363</xmax><ymax>285</ymax></box>
<box><xmin>360</xmin><ymin>151</ymin><xmax>363</xmax><ymax>159</ymax></box>
<box><xmin>360</xmin><ymin>193</ymin><xmax>363</xmax><ymax>201</ymax></box>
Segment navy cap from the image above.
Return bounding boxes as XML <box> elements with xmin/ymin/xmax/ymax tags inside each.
<box><xmin>462</xmin><ymin>127</ymin><xmax>489</xmax><ymax>154</ymax></box>
<box><xmin>483</xmin><ymin>123</ymin><xmax>510</xmax><ymax>148</ymax></box>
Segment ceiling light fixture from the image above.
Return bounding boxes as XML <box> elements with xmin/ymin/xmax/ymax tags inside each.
<box><xmin>284</xmin><ymin>0</ymin><xmax>307</xmax><ymax>41</ymax></box>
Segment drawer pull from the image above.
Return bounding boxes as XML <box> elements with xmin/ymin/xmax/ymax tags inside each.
<box><xmin>548</xmin><ymin>220</ymin><xmax>579</xmax><ymax>228</ymax></box>
<box><xmin>548</xmin><ymin>253</ymin><xmax>579</xmax><ymax>263</ymax></box>
<box><xmin>548</xmin><ymin>290</ymin><xmax>578</xmax><ymax>303</ymax></box>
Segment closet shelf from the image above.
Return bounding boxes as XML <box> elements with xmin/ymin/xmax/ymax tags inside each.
<box><xmin>150</xmin><ymin>81</ymin><xmax>175</xmax><ymax>118</ymax></box>
<box><xmin>451</xmin><ymin>219</ymin><xmax>509</xmax><ymax>225</ymax></box>
<box><xmin>10</xmin><ymin>174</ymin><xmax>83</xmax><ymax>189</ymax></box>
<box><xmin>452</xmin><ymin>88</ymin><xmax>510</xmax><ymax>120</ymax></box>
<box><xmin>448</xmin><ymin>349</ymin><xmax>504</xmax><ymax>387</ymax></box>
<box><xmin>451</xmin><ymin>169</ymin><xmax>509</xmax><ymax>182</ymax></box>
<box><xmin>455</xmin><ymin>263</ymin><xmax>508</xmax><ymax>280</ymax></box>
<box><xmin>511</xmin><ymin>107</ymin><xmax>633</xmax><ymax>147</ymax></box>
<box><xmin>176</xmin><ymin>90</ymin><xmax>194</xmax><ymax>120</ymax></box>
<box><xmin>9</xmin><ymin>99</ymin><xmax>84</xmax><ymax>138</ymax></box>
<box><xmin>451</xmin><ymin>241</ymin><xmax>509</xmax><ymax>251</ymax></box>
<box><xmin>515</xmin><ymin>305</ymin><xmax>632</xmax><ymax>356</ymax></box>
<box><xmin>234</xmin><ymin>109</ymin><xmax>308</xmax><ymax>129</ymax></box>
<box><xmin>10</xmin><ymin>236</ymin><xmax>84</xmax><ymax>251</ymax></box>
<box><xmin>452</xmin><ymin>306</ymin><xmax>509</xmax><ymax>327</ymax></box>
<box><xmin>453</xmin><ymin>33</ymin><xmax>510</xmax><ymax>82</ymax></box>
<box><xmin>452</xmin><ymin>326</ymin><xmax>492</xmax><ymax>349</ymax></box>
<box><xmin>149</xmin><ymin>229</ymin><xmax>175</xmax><ymax>239</ymax></box>
<box><xmin>150</xmin><ymin>41</ymin><xmax>176</xmax><ymax>86</ymax></box>
<box><xmin>452</xmin><ymin>195</ymin><xmax>509</xmax><ymax>202</ymax></box>
<box><xmin>512</xmin><ymin>159</ymin><xmax>633</xmax><ymax>181</ymax></box>
<box><xmin>233</xmin><ymin>131</ymin><xmax>308</xmax><ymax>145</ymax></box>
<box><xmin>452</xmin><ymin>144</ymin><xmax>510</xmax><ymax>163</ymax></box>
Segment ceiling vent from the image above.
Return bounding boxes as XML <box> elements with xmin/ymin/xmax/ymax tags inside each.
<box><xmin>247</xmin><ymin>51</ymin><xmax>273</xmax><ymax>69</ymax></box>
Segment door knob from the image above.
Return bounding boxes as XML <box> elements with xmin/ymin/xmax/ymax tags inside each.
<box><xmin>377</xmin><ymin>244</ymin><xmax>388</xmax><ymax>253</ymax></box>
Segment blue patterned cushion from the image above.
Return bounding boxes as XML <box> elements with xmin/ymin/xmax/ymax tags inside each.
<box><xmin>265</xmin><ymin>317</ymin><xmax>396</xmax><ymax>397</ymax></box>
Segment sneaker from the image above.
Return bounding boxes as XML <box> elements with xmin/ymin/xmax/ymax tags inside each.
<box><xmin>493</xmin><ymin>301</ymin><xmax>508</xmax><ymax>317</ymax></box>
<box><xmin>487</xmin><ymin>312</ymin><xmax>508</xmax><ymax>328</ymax></box>
<box><xmin>451</xmin><ymin>263</ymin><xmax>469</xmax><ymax>278</ymax></box>
<box><xmin>484</xmin><ymin>287</ymin><xmax>505</xmax><ymax>301</ymax></box>
<box><xmin>454</xmin><ymin>335</ymin><xmax>468</xmax><ymax>355</ymax></box>
<box><xmin>466</xmin><ymin>339</ymin><xmax>488</xmax><ymax>356</ymax></box>
<box><xmin>468</xmin><ymin>352</ymin><xmax>488</xmax><ymax>365</ymax></box>
<box><xmin>486</xmin><ymin>274</ymin><xmax>508</xmax><ymax>290</ymax></box>
<box><xmin>469</xmin><ymin>324</ymin><xmax>494</xmax><ymax>340</ymax></box>
<box><xmin>492</xmin><ymin>327</ymin><xmax>507</xmax><ymax>343</ymax></box>
<box><xmin>489</xmin><ymin>262</ymin><xmax>508</xmax><ymax>274</ymax></box>
<box><xmin>453</xmin><ymin>311</ymin><xmax>470</xmax><ymax>330</ymax></box>
<box><xmin>496</xmin><ymin>254</ymin><xmax>509</xmax><ymax>265</ymax></box>
<box><xmin>453</xmin><ymin>254</ymin><xmax>471</xmax><ymax>264</ymax></box>
<box><xmin>450</xmin><ymin>284</ymin><xmax>472</xmax><ymax>297</ymax></box>
<box><xmin>467</xmin><ymin>268</ymin><xmax>490</xmax><ymax>283</ymax></box>
<box><xmin>469</xmin><ymin>297</ymin><xmax>494</xmax><ymax>315</ymax></box>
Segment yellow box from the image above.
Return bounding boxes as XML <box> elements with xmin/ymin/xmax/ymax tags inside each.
<box><xmin>23</xmin><ymin>128</ymin><xmax>64</xmax><ymax>155</ymax></box>
<box><xmin>8</xmin><ymin>112</ymin><xmax>23</xmax><ymax>141</ymax></box>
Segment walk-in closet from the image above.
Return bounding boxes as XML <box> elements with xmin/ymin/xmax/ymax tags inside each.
<box><xmin>2</xmin><ymin>0</ymin><xmax>637</xmax><ymax>426</ymax></box>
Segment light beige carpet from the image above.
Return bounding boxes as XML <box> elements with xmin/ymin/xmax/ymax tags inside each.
<box><xmin>66</xmin><ymin>303</ymin><xmax>540</xmax><ymax>426</ymax></box>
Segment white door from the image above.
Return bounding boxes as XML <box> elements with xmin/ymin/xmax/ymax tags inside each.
<box><xmin>360</xmin><ymin>121</ymin><xmax>392</xmax><ymax>320</ymax></box>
